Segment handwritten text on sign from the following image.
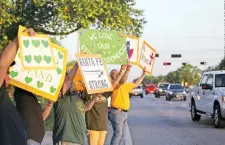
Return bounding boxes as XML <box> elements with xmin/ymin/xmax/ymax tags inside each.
<box><xmin>76</xmin><ymin>54</ymin><xmax>113</xmax><ymax>94</ymax></box>
<box><xmin>79</xmin><ymin>29</ymin><xmax>127</xmax><ymax>64</ymax></box>
<box><xmin>138</xmin><ymin>41</ymin><xmax>156</xmax><ymax>74</ymax></box>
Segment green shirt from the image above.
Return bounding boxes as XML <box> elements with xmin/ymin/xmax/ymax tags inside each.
<box><xmin>82</xmin><ymin>91</ymin><xmax>111</xmax><ymax>131</ymax></box>
<box><xmin>53</xmin><ymin>92</ymin><xmax>86</xmax><ymax>144</ymax></box>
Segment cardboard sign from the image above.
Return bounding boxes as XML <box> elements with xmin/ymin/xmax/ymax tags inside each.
<box><xmin>138</xmin><ymin>41</ymin><xmax>156</xmax><ymax>74</ymax></box>
<box><xmin>78</xmin><ymin>29</ymin><xmax>127</xmax><ymax>64</ymax></box>
<box><xmin>18</xmin><ymin>27</ymin><xmax>56</xmax><ymax>70</ymax></box>
<box><xmin>126</xmin><ymin>35</ymin><xmax>140</xmax><ymax>64</ymax></box>
<box><xmin>9</xmin><ymin>43</ymin><xmax>68</xmax><ymax>101</ymax></box>
<box><xmin>75</xmin><ymin>54</ymin><xmax>113</xmax><ymax>94</ymax></box>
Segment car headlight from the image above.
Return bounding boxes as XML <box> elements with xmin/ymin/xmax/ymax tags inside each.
<box><xmin>183</xmin><ymin>91</ymin><xmax>186</xmax><ymax>94</ymax></box>
<box><xmin>169</xmin><ymin>91</ymin><xmax>173</xmax><ymax>94</ymax></box>
<box><xmin>159</xmin><ymin>89</ymin><xmax>162</xmax><ymax>92</ymax></box>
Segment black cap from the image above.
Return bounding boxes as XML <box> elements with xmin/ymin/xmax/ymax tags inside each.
<box><xmin>10</xmin><ymin>61</ymin><xmax>16</xmax><ymax>66</ymax></box>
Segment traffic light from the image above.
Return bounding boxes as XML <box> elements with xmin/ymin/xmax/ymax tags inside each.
<box><xmin>200</xmin><ymin>62</ymin><xmax>207</xmax><ymax>65</ymax></box>
<box><xmin>163</xmin><ymin>62</ymin><xmax>171</xmax><ymax>65</ymax></box>
<box><xmin>155</xmin><ymin>53</ymin><xmax>159</xmax><ymax>57</ymax></box>
<box><xmin>171</xmin><ymin>54</ymin><xmax>182</xmax><ymax>58</ymax></box>
<box><xmin>182</xmin><ymin>63</ymin><xmax>187</xmax><ymax>66</ymax></box>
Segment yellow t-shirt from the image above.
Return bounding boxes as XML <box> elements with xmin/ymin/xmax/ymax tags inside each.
<box><xmin>111</xmin><ymin>83</ymin><xmax>135</xmax><ymax>110</ymax></box>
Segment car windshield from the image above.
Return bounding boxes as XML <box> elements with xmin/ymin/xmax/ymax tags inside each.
<box><xmin>170</xmin><ymin>85</ymin><xmax>183</xmax><ymax>90</ymax></box>
<box><xmin>159</xmin><ymin>84</ymin><xmax>169</xmax><ymax>89</ymax></box>
<box><xmin>215</xmin><ymin>74</ymin><xmax>225</xmax><ymax>87</ymax></box>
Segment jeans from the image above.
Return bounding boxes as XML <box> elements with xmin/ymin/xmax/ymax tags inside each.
<box><xmin>108</xmin><ymin>108</ymin><xmax>128</xmax><ymax>145</ymax></box>
<box><xmin>88</xmin><ymin>130</ymin><xmax>107</xmax><ymax>145</ymax></box>
<box><xmin>27</xmin><ymin>139</ymin><xmax>41</xmax><ymax>145</ymax></box>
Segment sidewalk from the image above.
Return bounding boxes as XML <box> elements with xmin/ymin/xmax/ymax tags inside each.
<box><xmin>41</xmin><ymin>120</ymin><xmax>133</xmax><ymax>145</ymax></box>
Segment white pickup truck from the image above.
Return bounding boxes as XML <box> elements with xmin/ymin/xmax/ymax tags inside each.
<box><xmin>189</xmin><ymin>70</ymin><xmax>225</xmax><ymax>128</ymax></box>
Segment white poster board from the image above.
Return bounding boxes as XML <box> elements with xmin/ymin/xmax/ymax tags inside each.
<box><xmin>126</xmin><ymin>35</ymin><xmax>140</xmax><ymax>65</ymax></box>
<box><xmin>9</xmin><ymin>43</ymin><xmax>68</xmax><ymax>101</ymax></box>
<box><xmin>138</xmin><ymin>41</ymin><xmax>156</xmax><ymax>74</ymax></box>
<box><xmin>75</xmin><ymin>54</ymin><xmax>113</xmax><ymax>94</ymax></box>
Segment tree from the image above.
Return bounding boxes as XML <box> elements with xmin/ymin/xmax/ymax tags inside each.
<box><xmin>177</xmin><ymin>64</ymin><xmax>201</xmax><ymax>86</ymax></box>
<box><xmin>218</xmin><ymin>57</ymin><xmax>225</xmax><ymax>70</ymax></box>
<box><xmin>0</xmin><ymin>0</ymin><xmax>146</xmax><ymax>51</ymax></box>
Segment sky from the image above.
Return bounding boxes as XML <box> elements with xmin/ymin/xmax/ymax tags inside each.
<box><xmin>60</xmin><ymin>0</ymin><xmax>224</xmax><ymax>82</ymax></box>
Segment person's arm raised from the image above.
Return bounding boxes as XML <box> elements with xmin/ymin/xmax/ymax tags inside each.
<box><xmin>61</xmin><ymin>62</ymin><xmax>78</xmax><ymax>96</ymax></box>
<box><xmin>42</xmin><ymin>100</ymin><xmax>54</xmax><ymax>121</ymax></box>
<box><xmin>133</xmin><ymin>67</ymin><xmax>147</xmax><ymax>88</ymax></box>
<box><xmin>0</xmin><ymin>28</ymin><xmax>36</xmax><ymax>87</ymax></box>
<box><xmin>119</xmin><ymin>62</ymin><xmax>132</xmax><ymax>85</ymax></box>
<box><xmin>111</xmin><ymin>65</ymin><xmax>127</xmax><ymax>89</ymax></box>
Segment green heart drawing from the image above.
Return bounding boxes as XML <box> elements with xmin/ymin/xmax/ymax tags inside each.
<box><xmin>58</xmin><ymin>52</ymin><xmax>63</xmax><ymax>59</ymax></box>
<box><xmin>41</xmin><ymin>40</ymin><xmax>49</xmax><ymax>48</ymax></box>
<box><xmin>34</xmin><ymin>55</ymin><xmax>42</xmax><ymax>64</ymax></box>
<box><xmin>10</xmin><ymin>71</ymin><xmax>18</xmax><ymax>78</ymax></box>
<box><xmin>23</xmin><ymin>39</ymin><xmax>29</xmax><ymax>48</ymax></box>
<box><xmin>25</xmin><ymin>77</ymin><xmax>32</xmax><ymax>84</ymax></box>
<box><xmin>25</xmin><ymin>55</ymin><xmax>32</xmax><ymax>64</ymax></box>
<box><xmin>56</xmin><ymin>67</ymin><xmax>62</xmax><ymax>74</ymax></box>
<box><xmin>37</xmin><ymin>81</ymin><xmax>44</xmax><ymax>88</ymax></box>
<box><xmin>32</xmin><ymin>40</ymin><xmax>40</xmax><ymax>48</ymax></box>
<box><xmin>50</xmin><ymin>86</ymin><xmax>56</xmax><ymax>93</ymax></box>
<box><xmin>44</xmin><ymin>55</ymin><xmax>52</xmax><ymax>64</ymax></box>
<box><xmin>18</xmin><ymin>52</ymin><xmax>20</xmax><ymax>57</ymax></box>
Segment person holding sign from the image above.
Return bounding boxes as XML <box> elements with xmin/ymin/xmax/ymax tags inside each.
<box><xmin>0</xmin><ymin>28</ymin><xmax>36</xmax><ymax>145</ymax></box>
<box><xmin>53</xmin><ymin>64</ymin><xmax>97</xmax><ymax>145</ymax></box>
<box><xmin>82</xmin><ymin>64</ymin><xmax>128</xmax><ymax>145</ymax></box>
<box><xmin>109</xmin><ymin>65</ymin><xmax>147</xmax><ymax>145</ymax></box>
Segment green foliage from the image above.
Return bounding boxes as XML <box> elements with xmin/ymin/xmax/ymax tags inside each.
<box><xmin>0</xmin><ymin>0</ymin><xmax>146</xmax><ymax>52</ymax></box>
<box><xmin>218</xmin><ymin>57</ymin><xmax>225</xmax><ymax>70</ymax></box>
<box><xmin>144</xmin><ymin>64</ymin><xmax>202</xmax><ymax>87</ymax></box>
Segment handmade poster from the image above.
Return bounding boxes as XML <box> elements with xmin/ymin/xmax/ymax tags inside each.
<box><xmin>9</xmin><ymin>42</ymin><xmax>68</xmax><ymax>101</ymax></box>
<box><xmin>126</xmin><ymin>35</ymin><xmax>140</xmax><ymax>64</ymax></box>
<box><xmin>75</xmin><ymin>54</ymin><xmax>113</xmax><ymax>94</ymax></box>
<box><xmin>78</xmin><ymin>29</ymin><xmax>127</xmax><ymax>64</ymax></box>
<box><xmin>138</xmin><ymin>41</ymin><xmax>156</xmax><ymax>74</ymax></box>
<box><xmin>18</xmin><ymin>27</ymin><xmax>56</xmax><ymax>70</ymax></box>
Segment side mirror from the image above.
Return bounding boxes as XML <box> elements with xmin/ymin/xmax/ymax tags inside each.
<box><xmin>201</xmin><ymin>84</ymin><xmax>213</xmax><ymax>90</ymax></box>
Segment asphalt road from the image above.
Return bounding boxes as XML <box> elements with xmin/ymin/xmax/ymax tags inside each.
<box><xmin>42</xmin><ymin>94</ymin><xmax>225</xmax><ymax>145</ymax></box>
<box><xmin>128</xmin><ymin>94</ymin><xmax>225</xmax><ymax>145</ymax></box>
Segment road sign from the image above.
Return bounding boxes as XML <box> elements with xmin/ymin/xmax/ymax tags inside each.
<box><xmin>200</xmin><ymin>62</ymin><xmax>207</xmax><ymax>65</ymax></box>
<box><xmin>171</xmin><ymin>54</ymin><xmax>181</xmax><ymax>58</ymax></box>
<box><xmin>163</xmin><ymin>62</ymin><xmax>171</xmax><ymax>65</ymax></box>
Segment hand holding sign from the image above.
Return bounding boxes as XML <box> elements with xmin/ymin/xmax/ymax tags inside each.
<box><xmin>18</xmin><ymin>25</ymin><xmax>56</xmax><ymax>70</ymax></box>
<box><xmin>138</xmin><ymin>41</ymin><xmax>156</xmax><ymax>75</ymax></box>
<box><xmin>75</xmin><ymin>54</ymin><xmax>113</xmax><ymax>94</ymax></box>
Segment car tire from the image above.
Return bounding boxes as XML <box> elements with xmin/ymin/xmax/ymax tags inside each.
<box><xmin>184</xmin><ymin>96</ymin><xmax>186</xmax><ymax>101</ymax></box>
<box><xmin>191</xmin><ymin>101</ymin><xmax>201</xmax><ymax>121</ymax></box>
<box><xmin>166</xmin><ymin>95</ymin><xmax>168</xmax><ymax>100</ymax></box>
<box><xmin>140</xmin><ymin>94</ymin><xmax>144</xmax><ymax>98</ymax></box>
<box><xmin>213</xmin><ymin>104</ymin><xmax>222</xmax><ymax>128</ymax></box>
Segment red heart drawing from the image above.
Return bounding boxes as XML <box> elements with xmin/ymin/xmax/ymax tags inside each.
<box><xmin>128</xmin><ymin>49</ymin><xmax>134</xmax><ymax>59</ymax></box>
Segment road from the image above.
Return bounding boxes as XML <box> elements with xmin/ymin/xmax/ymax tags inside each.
<box><xmin>42</xmin><ymin>94</ymin><xmax>225</xmax><ymax>145</ymax></box>
<box><xmin>128</xmin><ymin>94</ymin><xmax>225</xmax><ymax>145</ymax></box>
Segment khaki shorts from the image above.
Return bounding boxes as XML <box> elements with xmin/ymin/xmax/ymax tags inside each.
<box><xmin>88</xmin><ymin>130</ymin><xmax>107</xmax><ymax>145</ymax></box>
